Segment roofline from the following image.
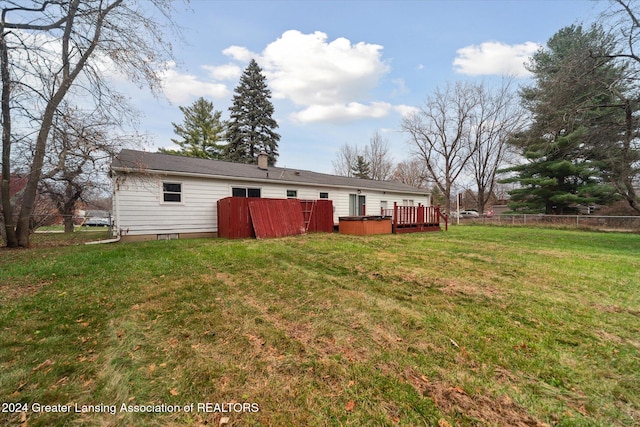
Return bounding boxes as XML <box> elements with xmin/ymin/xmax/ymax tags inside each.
<box><xmin>111</xmin><ymin>166</ymin><xmax>431</xmax><ymax>197</ymax></box>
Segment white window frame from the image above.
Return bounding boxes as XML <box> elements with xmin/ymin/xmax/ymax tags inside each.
<box><xmin>161</xmin><ymin>181</ymin><xmax>183</xmax><ymax>204</ymax></box>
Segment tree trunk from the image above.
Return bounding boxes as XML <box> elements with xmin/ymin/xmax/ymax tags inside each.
<box><xmin>0</xmin><ymin>26</ymin><xmax>17</xmax><ymax>247</ymax></box>
<box><xmin>15</xmin><ymin>100</ymin><xmax>60</xmax><ymax>246</ymax></box>
<box><xmin>443</xmin><ymin>182</ymin><xmax>452</xmax><ymax>215</ymax></box>
<box><xmin>14</xmin><ymin>0</ymin><xmax>83</xmax><ymax>247</ymax></box>
<box><xmin>621</xmin><ymin>100</ymin><xmax>640</xmax><ymax>213</ymax></box>
<box><xmin>61</xmin><ymin>186</ymin><xmax>79</xmax><ymax>234</ymax></box>
<box><xmin>476</xmin><ymin>190</ymin><xmax>487</xmax><ymax>216</ymax></box>
<box><xmin>63</xmin><ymin>215</ymin><xmax>75</xmax><ymax>233</ymax></box>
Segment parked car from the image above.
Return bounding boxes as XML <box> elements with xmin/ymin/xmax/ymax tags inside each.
<box><xmin>460</xmin><ymin>210</ymin><xmax>480</xmax><ymax>217</ymax></box>
<box><xmin>83</xmin><ymin>217</ymin><xmax>111</xmax><ymax>227</ymax></box>
<box><xmin>451</xmin><ymin>210</ymin><xmax>480</xmax><ymax>219</ymax></box>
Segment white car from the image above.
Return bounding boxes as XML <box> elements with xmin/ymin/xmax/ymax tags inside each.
<box><xmin>450</xmin><ymin>210</ymin><xmax>480</xmax><ymax>219</ymax></box>
<box><xmin>83</xmin><ymin>217</ymin><xmax>111</xmax><ymax>227</ymax></box>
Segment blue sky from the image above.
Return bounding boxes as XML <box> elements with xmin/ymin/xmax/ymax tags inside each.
<box><xmin>127</xmin><ymin>0</ymin><xmax>610</xmax><ymax>174</ymax></box>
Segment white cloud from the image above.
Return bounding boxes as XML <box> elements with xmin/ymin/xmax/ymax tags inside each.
<box><xmin>453</xmin><ymin>41</ymin><xmax>540</xmax><ymax>77</ymax></box>
<box><xmin>393</xmin><ymin>104</ymin><xmax>420</xmax><ymax>118</ymax></box>
<box><xmin>202</xmin><ymin>63</ymin><xmax>242</xmax><ymax>81</ymax></box>
<box><xmin>251</xmin><ymin>30</ymin><xmax>392</xmax><ymax>122</ymax></box>
<box><xmin>165</xmin><ymin>30</ymin><xmax>404</xmax><ymax>123</ymax></box>
<box><xmin>290</xmin><ymin>101</ymin><xmax>392</xmax><ymax>123</ymax></box>
<box><xmin>223</xmin><ymin>45</ymin><xmax>254</xmax><ymax>62</ymax></box>
<box><xmin>159</xmin><ymin>61</ymin><xmax>230</xmax><ymax>104</ymax></box>
<box><xmin>391</xmin><ymin>78</ymin><xmax>409</xmax><ymax>97</ymax></box>
<box><xmin>261</xmin><ymin>30</ymin><xmax>388</xmax><ymax>105</ymax></box>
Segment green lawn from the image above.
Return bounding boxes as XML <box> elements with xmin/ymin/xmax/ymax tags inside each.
<box><xmin>1</xmin><ymin>227</ymin><xmax>638</xmax><ymax>426</ymax></box>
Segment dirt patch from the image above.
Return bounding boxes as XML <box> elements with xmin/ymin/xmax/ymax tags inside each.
<box><xmin>592</xmin><ymin>303</ymin><xmax>640</xmax><ymax>317</ymax></box>
<box><xmin>436</xmin><ymin>278</ymin><xmax>503</xmax><ymax>300</ymax></box>
<box><xmin>594</xmin><ymin>329</ymin><xmax>640</xmax><ymax>351</ymax></box>
<box><xmin>404</xmin><ymin>367</ymin><xmax>549</xmax><ymax>427</ymax></box>
<box><xmin>236</xmin><ymin>287</ymin><xmax>371</xmax><ymax>362</ymax></box>
<box><xmin>0</xmin><ymin>281</ymin><xmax>49</xmax><ymax>302</ymax></box>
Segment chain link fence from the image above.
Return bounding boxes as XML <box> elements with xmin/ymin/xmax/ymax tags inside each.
<box><xmin>453</xmin><ymin>214</ymin><xmax>640</xmax><ymax>232</ymax></box>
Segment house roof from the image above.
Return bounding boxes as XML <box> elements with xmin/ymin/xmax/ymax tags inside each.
<box><xmin>112</xmin><ymin>149</ymin><xmax>429</xmax><ymax>196</ymax></box>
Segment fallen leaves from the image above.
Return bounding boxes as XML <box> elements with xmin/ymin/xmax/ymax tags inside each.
<box><xmin>32</xmin><ymin>359</ymin><xmax>53</xmax><ymax>372</ymax></box>
<box><xmin>345</xmin><ymin>400</ymin><xmax>355</xmax><ymax>411</ymax></box>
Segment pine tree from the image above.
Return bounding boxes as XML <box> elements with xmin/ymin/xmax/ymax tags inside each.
<box><xmin>224</xmin><ymin>59</ymin><xmax>280</xmax><ymax>165</ymax></box>
<box><xmin>502</xmin><ymin>131</ymin><xmax>616</xmax><ymax>214</ymax></box>
<box><xmin>502</xmin><ymin>25</ymin><xmax>623</xmax><ymax>213</ymax></box>
<box><xmin>159</xmin><ymin>97</ymin><xmax>225</xmax><ymax>159</ymax></box>
<box><xmin>351</xmin><ymin>155</ymin><xmax>371</xmax><ymax>179</ymax></box>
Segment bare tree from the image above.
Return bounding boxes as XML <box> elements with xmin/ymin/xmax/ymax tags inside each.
<box><xmin>1</xmin><ymin>0</ymin><xmax>179</xmax><ymax>247</ymax></box>
<box><xmin>333</xmin><ymin>131</ymin><xmax>394</xmax><ymax>180</ymax></box>
<box><xmin>332</xmin><ymin>143</ymin><xmax>359</xmax><ymax>177</ymax></box>
<box><xmin>390</xmin><ymin>159</ymin><xmax>430</xmax><ymax>188</ymax></box>
<box><xmin>364</xmin><ymin>131</ymin><xmax>394</xmax><ymax>180</ymax></box>
<box><xmin>401</xmin><ymin>81</ymin><xmax>481</xmax><ymax>213</ymax></box>
<box><xmin>467</xmin><ymin>79</ymin><xmax>526</xmax><ymax>215</ymax></box>
<box><xmin>39</xmin><ymin>103</ymin><xmax>137</xmax><ymax>233</ymax></box>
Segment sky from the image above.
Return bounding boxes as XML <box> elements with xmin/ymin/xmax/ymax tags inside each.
<box><xmin>124</xmin><ymin>0</ymin><xmax>611</xmax><ymax>174</ymax></box>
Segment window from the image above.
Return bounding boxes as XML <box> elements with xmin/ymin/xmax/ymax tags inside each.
<box><xmin>380</xmin><ymin>201</ymin><xmax>388</xmax><ymax>210</ymax></box>
<box><xmin>319</xmin><ymin>192</ymin><xmax>329</xmax><ymax>199</ymax></box>
<box><xmin>402</xmin><ymin>199</ymin><xmax>415</xmax><ymax>206</ymax></box>
<box><xmin>286</xmin><ymin>190</ymin><xmax>297</xmax><ymax>198</ymax></box>
<box><xmin>232</xmin><ymin>187</ymin><xmax>261</xmax><ymax>198</ymax></box>
<box><xmin>162</xmin><ymin>182</ymin><xmax>182</xmax><ymax>203</ymax></box>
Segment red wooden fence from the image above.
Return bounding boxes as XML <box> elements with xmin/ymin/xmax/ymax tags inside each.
<box><xmin>249</xmin><ymin>199</ymin><xmax>306</xmax><ymax>239</ymax></box>
<box><xmin>217</xmin><ymin>197</ymin><xmax>334</xmax><ymax>239</ymax></box>
<box><xmin>217</xmin><ymin>197</ymin><xmax>254</xmax><ymax>239</ymax></box>
<box><xmin>300</xmin><ymin>199</ymin><xmax>334</xmax><ymax>233</ymax></box>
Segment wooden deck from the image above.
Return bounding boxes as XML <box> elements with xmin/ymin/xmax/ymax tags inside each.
<box><xmin>382</xmin><ymin>203</ymin><xmax>447</xmax><ymax>233</ymax></box>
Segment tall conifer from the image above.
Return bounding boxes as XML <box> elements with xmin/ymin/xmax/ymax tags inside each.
<box><xmin>224</xmin><ymin>59</ymin><xmax>280</xmax><ymax>165</ymax></box>
<box><xmin>160</xmin><ymin>97</ymin><xmax>225</xmax><ymax>159</ymax></box>
<box><xmin>502</xmin><ymin>25</ymin><xmax>624</xmax><ymax>213</ymax></box>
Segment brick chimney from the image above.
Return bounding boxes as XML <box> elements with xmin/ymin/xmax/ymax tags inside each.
<box><xmin>258</xmin><ymin>150</ymin><xmax>268</xmax><ymax>170</ymax></box>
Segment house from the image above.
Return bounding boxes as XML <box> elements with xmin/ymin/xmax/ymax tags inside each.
<box><xmin>110</xmin><ymin>149</ymin><xmax>431</xmax><ymax>242</ymax></box>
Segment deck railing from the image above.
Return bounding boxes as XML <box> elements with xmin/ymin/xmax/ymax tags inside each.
<box><xmin>381</xmin><ymin>203</ymin><xmax>448</xmax><ymax>233</ymax></box>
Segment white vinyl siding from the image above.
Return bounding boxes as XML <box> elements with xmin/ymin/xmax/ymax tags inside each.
<box><xmin>113</xmin><ymin>174</ymin><xmax>430</xmax><ymax>237</ymax></box>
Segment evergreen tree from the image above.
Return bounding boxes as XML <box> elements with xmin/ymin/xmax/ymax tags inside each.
<box><xmin>159</xmin><ymin>97</ymin><xmax>225</xmax><ymax>159</ymax></box>
<box><xmin>351</xmin><ymin>155</ymin><xmax>371</xmax><ymax>179</ymax></box>
<box><xmin>502</xmin><ymin>131</ymin><xmax>616</xmax><ymax>214</ymax></box>
<box><xmin>502</xmin><ymin>25</ymin><xmax>624</xmax><ymax>213</ymax></box>
<box><xmin>224</xmin><ymin>59</ymin><xmax>280</xmax><ymax>165</ymax></box>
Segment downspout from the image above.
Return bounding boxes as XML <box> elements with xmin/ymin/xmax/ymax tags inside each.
<box><xmin>85</xmin><ymin>234</ymin><xmax>120</xmax><ymax>245</ymax></box>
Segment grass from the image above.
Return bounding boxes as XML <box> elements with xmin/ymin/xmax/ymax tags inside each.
<box><xmin>1</xmin><ymin>226</ymin><xmax>638</xmax><ymax>426</ymax></box>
